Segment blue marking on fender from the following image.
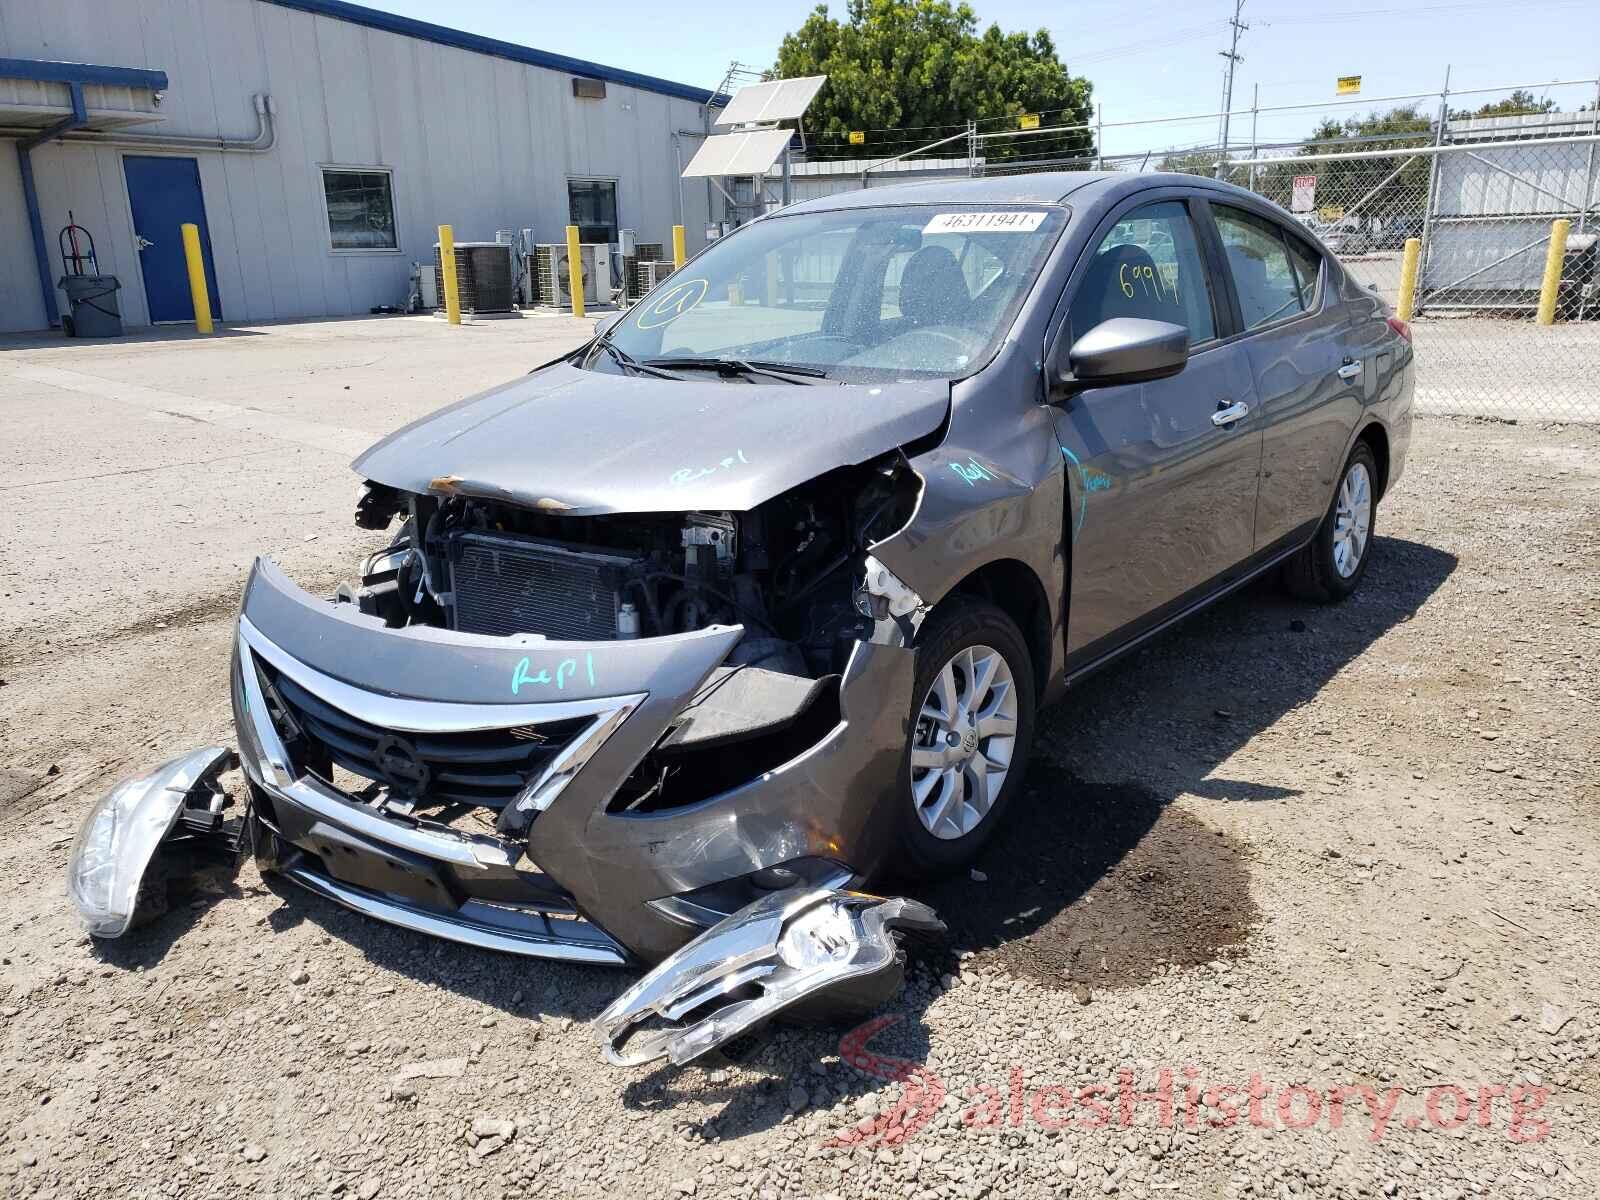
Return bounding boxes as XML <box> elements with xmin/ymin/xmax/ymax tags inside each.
<box><xmin>949</xmin><ymin>457</ymin><xmax>995</xmax><ymax>487</ymax></box>
<box><xmin>1060</xmin><ymin>446</ymin><xmax>1089</xmax><ymax>541</ymax></box>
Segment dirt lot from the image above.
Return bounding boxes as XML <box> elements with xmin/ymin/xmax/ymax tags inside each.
<box><xmin>2</xmin><ymin>317</ymin><xmax>1598</xmax><ymax>1200</ymax></box>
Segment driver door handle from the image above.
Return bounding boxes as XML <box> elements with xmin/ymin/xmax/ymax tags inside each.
<box><xmin>135</xmin><ymin>234</ymin><xmax>155</xmax><ymax>250</ymax></box>
<box><xmin>1337</xmin><ymin>359</ymin><xmax>1363</xmax><ymax>380</ymax></box>
<box><xmin>1211</xmin><ymin>400</ymin><xmax>1249</xmax><ymax>427</ymax></box>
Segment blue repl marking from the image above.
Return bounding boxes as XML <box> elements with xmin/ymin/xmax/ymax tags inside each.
<box><xmin>1082</xmin><ymin>468</ymin><xmax>1114</xmax><ymax>493</ymax></box>
<box><xmin>671</xmin><ymin>448</ymin><xmax>749</xmax><ymax>487</ymax></box>
<box><xmin>1060</xmin><ymin>446</ymin><xmax>1089</xmax><ymax>541</ymax></box>
<box><xmin>512</xmin><ymin>651</ymin><xmax>597</xmax><ymax>695</ymax></box>
<box><xmin>949</xmin><ymin>456</ymin><xmax>995</xmax><ymax>487</ymax></box>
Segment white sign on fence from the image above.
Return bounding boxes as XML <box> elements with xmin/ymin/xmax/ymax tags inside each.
<box><xmin>1291</xmin><ymin>175</ymin><xmax>1317</xmax><ymax>213</ymax></box>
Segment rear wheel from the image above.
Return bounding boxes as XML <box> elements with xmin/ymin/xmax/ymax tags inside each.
<box><xmin>1284</xmin><ymin>441</ymin><xmax>1378</xmax><ymax>602</ymax></box>
<box><xmin>892</xmin><ymin>599</ymin><xmax>1035</xmax><ymax>878</ymax></box>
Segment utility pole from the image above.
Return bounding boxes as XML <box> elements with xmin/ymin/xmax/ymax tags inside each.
<box><xmin>1215</xmin><ymin>0</ymin><xmax>1247</xmax><ymax>179</ymax></box>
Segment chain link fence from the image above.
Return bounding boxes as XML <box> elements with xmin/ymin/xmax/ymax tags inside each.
<box><xmin>820</xmin><ymin>83</ymin><xmax>1600</xmax><ymax>422</ymax></box>
<box><xmin>1161</xmin><ymin>118</ymin><xmax>1600</xmax><ymax>423</ymax></box>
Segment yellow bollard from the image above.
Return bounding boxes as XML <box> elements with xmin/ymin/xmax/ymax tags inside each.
<box><xmin>672</xmin><ymin>224</ymin><xmax>686</xmax><ymax>270</ymax></box>
<box><xmin>1536</xmin><ymin>218</ymin><xmax>1571</xmax><ymax>326</ymax></box>
<box><xmin>180</xmin><ymin>223</ymin><xmax>213</xmax><ymax>334</ymax></box>
<box><xmin>565</xmin><ymin>224</ymin><xmax>585</xmax><ymax>319</ymax></box>
<box><xmin>437</xmin><ymin>225</ymin><xmax>461</xmax><ymax>325</ymax></box>
<box><xmin>1396</xmin><ymin>237</ymin><xmax>1421</xmax><ymax>323</ymax></box>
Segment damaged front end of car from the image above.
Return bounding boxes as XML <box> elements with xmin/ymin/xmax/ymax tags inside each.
<box><xmin>68</xmin><ymin>377</ymin><xmax>947</xmax><ymax>1064</ymax></box>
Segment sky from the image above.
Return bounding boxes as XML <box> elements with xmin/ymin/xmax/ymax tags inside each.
<box><xmin>359</xmin><ymin>0</ymin><xmax>1600</xmax><ymax>156</ymax></box>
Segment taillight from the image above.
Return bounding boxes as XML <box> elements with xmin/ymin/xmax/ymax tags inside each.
<box><xmin>1386</xmin><ymin>316</ymin><xmax>1412</xmax><ymax>343</ymax></box>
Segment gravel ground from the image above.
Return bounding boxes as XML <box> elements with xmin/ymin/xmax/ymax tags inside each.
<box><xmin>2</xmin><ymin>319</ymin><xmax>1598</xmax><ymax>1200</ymax></box>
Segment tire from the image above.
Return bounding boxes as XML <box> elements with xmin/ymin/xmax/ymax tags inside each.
<box><xmin>1283</xmin><ymin>441</ymin><xmax>1378</xmax><ymax>603</ymax></box>
<box><xmin>891</xmin><ymin>598</ymin><xmax>1036</xmax><ymax>878</ymax></box>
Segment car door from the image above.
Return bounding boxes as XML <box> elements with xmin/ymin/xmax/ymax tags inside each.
<box><xmin>1049</xmin><ymin>194</ymin><xmax>1264</xmax><ymax>665</ymax></box>
<box><xmin>1207</xmin><ymin>203</ymin><xmax>1365</xmax><ymax>551</ymax></box>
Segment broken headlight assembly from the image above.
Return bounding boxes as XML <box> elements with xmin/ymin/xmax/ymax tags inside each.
<box><xmin>66</xmin><ymin>747</ymin><xmax>237</xmax><ymax>938</ymax></box>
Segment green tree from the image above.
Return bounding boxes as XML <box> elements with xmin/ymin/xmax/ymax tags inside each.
<box><xmin>774</xmin><ymin>0</ymin><xmax>1093</xmax><ymax>162</ymax></box>
<box><xmin>1230</xmin><ymin>106</ymin><xmax>1435</xmax><ymax>220</ymax></box>
<box><xmin>1452</xmin><ymin>89</ymin><xmax>1556</xmax><ymax>119</ymax></box>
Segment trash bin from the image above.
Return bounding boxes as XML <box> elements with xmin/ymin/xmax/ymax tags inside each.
<box><xmin>58</xmin><ymin>274</ymin><xmax>123</xmax><ymax>337</ymax></box>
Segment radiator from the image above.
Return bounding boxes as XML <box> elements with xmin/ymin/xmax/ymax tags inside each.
<box><xmin>449</xmin><ymin>532</ymin><xmax>634</xmax><ymax>641</ymax></box>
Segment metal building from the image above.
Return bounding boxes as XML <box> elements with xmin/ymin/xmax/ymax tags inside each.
<box><xmin>1426</xmin><ymin>110</ymin><xmax>1600</xmax><ymax>309</ymax></box>
<box><xmin>0</xmin><ymin>0</ymin><xmax>720</xmax><ymax>332</ymax></box>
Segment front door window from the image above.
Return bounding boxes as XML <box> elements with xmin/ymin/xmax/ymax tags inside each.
<box><xmin>1070</xmin><ymin>201</ymin><xmax>1218</xmax><ymax>344</ymax></box>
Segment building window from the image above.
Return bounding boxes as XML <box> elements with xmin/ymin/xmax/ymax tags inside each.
<box><xmin>322</xmin><ymin>168</ymin><xmax>397</xmax><ymax>251</ymax></box>
<box><xmin>568</xmin><ymin>179</ymin><xmax>618</xmax><ymax>244</ymax></box>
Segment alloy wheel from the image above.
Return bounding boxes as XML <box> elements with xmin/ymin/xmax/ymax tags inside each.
<box><xmin>909</xmin><ymin>644</ymin><xmax>1019</xmax><ymax>840</ymax></box>
<box><xmin>1331</xmin><ymin>461</ymin><xmax>1372</xmax><ymax>579</ymax></box>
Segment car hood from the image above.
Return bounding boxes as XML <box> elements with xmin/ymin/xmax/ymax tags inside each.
<box><xmin>351</xmin><ymin>362</ymin><xmax>949</xmax><ymax>514</ymax></box>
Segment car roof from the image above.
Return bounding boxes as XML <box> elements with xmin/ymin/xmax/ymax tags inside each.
<box><xmin>779</xmin><ymin>170</ymin><xmax>1281</xmax><ymax>217</ymax></box>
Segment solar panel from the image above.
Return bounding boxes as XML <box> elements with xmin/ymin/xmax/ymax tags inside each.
<box><xmin>681</xmin><ymin>129</ymin><xmax>795</xmax><ymax>177</ymax></box>
<box><xmin>714</xmin><ymin>75</ymin><xmax>827</xmax><ymax>126</ymax></box>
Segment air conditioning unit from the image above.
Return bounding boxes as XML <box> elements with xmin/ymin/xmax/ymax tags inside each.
<box><xmin>636</xmin><ymin>259</ymin><xmax>677</xmax><ymax>294</ymax></box>
<box><xmin>531</xmin><ymin>243</ymin><xmax>611</xmax><ymax>308</ymax></box>
<box><xmin>433</xmin><ymin>241</ymin><xmax>514</xmax><ymax>314</ymax></box>
<box><xmin>626</xmin><ymin>242</ymin><xmax>666</xmax><ymax>301</ymax></box>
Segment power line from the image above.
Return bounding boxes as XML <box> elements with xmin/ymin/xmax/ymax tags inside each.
<box><xmin>1215</xmin><ymin>0</ymin><xmax>1248</xmax><ymax>176</ymax></box>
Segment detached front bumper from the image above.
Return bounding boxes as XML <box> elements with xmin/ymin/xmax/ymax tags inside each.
<box><xmin>229</xmin><ymin>558</ymin><xmax>917</xmax><ymax>963</ymax></box>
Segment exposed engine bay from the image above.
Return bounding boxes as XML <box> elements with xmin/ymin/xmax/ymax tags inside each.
<box><xmin>345</xmin><ymin>454</ymin><xmax>921</xmax><ymax>681</ymax></box>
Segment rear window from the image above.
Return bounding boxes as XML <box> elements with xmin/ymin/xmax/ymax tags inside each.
<box><xmin>1213</xmin><ymin>205</ymin><xmax>1304</xmax><ymax>330</ymax></box>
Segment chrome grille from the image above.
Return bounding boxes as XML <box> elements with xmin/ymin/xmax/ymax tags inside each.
<box><xmin>450</xmin><ymin>531</ymin><xmax>631</xmax><ymax>641</ymax></box>
<box><xmin>259</xmin><ymin>663</ymin><xmax>587</xmax><ymax>810</ymax></box>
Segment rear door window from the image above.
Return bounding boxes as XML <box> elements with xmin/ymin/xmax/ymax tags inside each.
<box><xmin>1213</xmin><ymin>205</ymin><xmax>1306</xmax><ymax>330</ymax></box>
<box><xmin>1070</xmin><ymin>201</ymin><xmax>1217</xmax><ymax>344</ymax></box>
<box><xmin>1284</xmin><ymin>233</ymin><xmax>1323</xmax><ymax>311</ymax></box>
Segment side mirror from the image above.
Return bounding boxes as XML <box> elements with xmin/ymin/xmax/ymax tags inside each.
<box><xmin>1048</xmin><ymin>317</ymin><xmax>1190</xmax><ymax>396</ymax></box>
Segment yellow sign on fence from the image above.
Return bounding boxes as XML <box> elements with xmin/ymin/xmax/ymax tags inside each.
<box><xmin>848</xmin><ymin>130</ymin><xmax>865</xmax><ymax>145</ymax></box>
<box><xmin>1018</xmin><ymin>112</ymin><xmax>1040</xmax><ymax>130</ymax></box>
<box><xmin>1337</xmin><ymin>75</ymin><xmax>1362</xmax><ymax>95</ymax></box>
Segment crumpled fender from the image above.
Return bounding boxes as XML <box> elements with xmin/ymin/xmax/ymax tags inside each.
<box><xmin>595</xmin><ymin>885</ymin><xmax>944</xmax><ymax>1067</ymax></box>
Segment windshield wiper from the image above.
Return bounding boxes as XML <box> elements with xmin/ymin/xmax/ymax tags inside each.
<box><xmin>644</xmin><ymin>356</ymin><xmax>828</xmax><ymax>385</ymax></box>
<box><xmin>589</xmin><ymin>336</ymin><xmax>686</xmax><ymax>380</ymax></box>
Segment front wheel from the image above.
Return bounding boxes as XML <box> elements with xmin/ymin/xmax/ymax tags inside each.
<box><xmin>891</xmin><ymin>599</ymin><xmax>1036</xmax><ymax>878</ymax></box>
<box><xmin>1283</xmin><ymin>441</ymin><xmax>1378</xmax><ymax>602</ymax></box>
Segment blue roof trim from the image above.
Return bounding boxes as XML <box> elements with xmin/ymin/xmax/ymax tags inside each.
<box><xmin>0</xmin><ymin>58</ymin><xmax>169</xmax><ymax>91</ymax></box>
<box><xmin>261</xmin><ymin>0</ymin><xmax>717</xmax><ymax>105</ymax></box>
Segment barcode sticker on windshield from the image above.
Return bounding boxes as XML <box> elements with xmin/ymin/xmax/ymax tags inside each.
<box><xmin>923</xmin><ymin>211</ymin><xmax>1046</xmax><ymax>234</ymax></box>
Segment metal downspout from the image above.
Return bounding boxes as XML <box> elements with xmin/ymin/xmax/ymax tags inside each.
<box><xmin>17</xmin><ymin>82</ymin><xmax>89</xmax><ymax>327</ymax></box>
<box><xmin>9</xmin><ymin>92</ymin><xmax>275</xmax><ymax>328</ymax></box>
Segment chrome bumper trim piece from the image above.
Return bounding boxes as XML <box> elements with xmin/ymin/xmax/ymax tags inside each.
<box><xmin>500</xmin><ymin>697</ymin><xmax>641</xmax><ymax>833</ymax></box>
<box><xmin>279</xmin><ymin>858</ymin><xmax>628</xmax><ymax>965</ymax></box>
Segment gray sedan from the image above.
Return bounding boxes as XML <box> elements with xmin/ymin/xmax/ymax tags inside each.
<box><xmin>70</xmin><ymin>172</ymin><xmax>1413</xmax><ymax>1065</ymax></box>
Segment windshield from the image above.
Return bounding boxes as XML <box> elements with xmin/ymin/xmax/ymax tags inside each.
<box><xmin>587</xmin><ymin>205</ymin><xmax>1068</xmax><ymax>383</ymax></box>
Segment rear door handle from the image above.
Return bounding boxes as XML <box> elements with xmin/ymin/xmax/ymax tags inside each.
<box><xmin>1211</xmin><ymin>400</ymin><xmax>1249</xmax><ymax>427</ymax></box>
<box><xmin>1337</xmin><ymin>360</ymin><xmax>1363</xmax><ymax>380</ymax></box>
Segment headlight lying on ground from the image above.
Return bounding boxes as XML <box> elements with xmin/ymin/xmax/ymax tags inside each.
<box><xmin>66</xmin><ymin>746</ymin><xmax>236</xmax><ymax>938</ymax></box>
<box><xmin>597</xmin><ymin>885</ymin><xmax>945</xmax><ymax>1067</ymax></box>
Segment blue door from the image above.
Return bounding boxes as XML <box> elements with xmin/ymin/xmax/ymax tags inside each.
<box><xmin>123</xmin><ymin>155</ymin><xmax>221</xmax><ymax>324</ymax></box>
